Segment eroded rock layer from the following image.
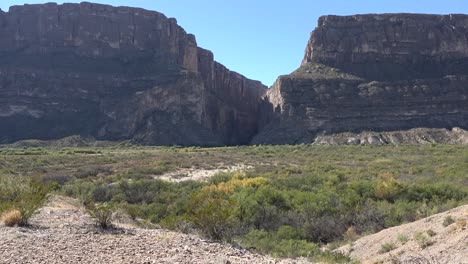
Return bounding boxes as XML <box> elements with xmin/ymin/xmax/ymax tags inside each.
<box><xmin>0</xmin><ymin>2</ymin><xmax>266</xmax><ymax>145</ymax></box>
<box><xmin>254</xmin><ymin>14</ymin><xmax>468</xmax><ymax>144</ymax></box>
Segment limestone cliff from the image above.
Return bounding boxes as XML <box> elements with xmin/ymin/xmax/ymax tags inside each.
<box><xmin>254</xmin><ymin>14</ymin><xmax>468</xmax><ymax>144</ymax></box>
<box><xmin>0</xmin><ymin>2</ymin><xmax>266</xmax><ymax>145</ymax></box>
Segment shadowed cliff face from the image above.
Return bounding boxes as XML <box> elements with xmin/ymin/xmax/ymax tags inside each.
<box><xmin>2</xmin><ymin>6</ymin><xmax>467</xmax><ymax>146</ymax></box>
<box><xmin>254</xmin><ymin>14</ymin><xmax>468</xmax><ymax>144</ymax></box>
<box><xmin>0</xmin><ymin>2</ymin><xmax>266</xmax><ymax>145</ymax></box>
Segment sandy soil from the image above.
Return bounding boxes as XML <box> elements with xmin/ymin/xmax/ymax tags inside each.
<box><xmin>337</xmin><ymin>204</ymin><xmax>468</xmax><ymax>264</ymax></box>
<box><xmin>156</xmin><ymin>164</ymin><xmax>252</xmax><ymax>182</ymax></box>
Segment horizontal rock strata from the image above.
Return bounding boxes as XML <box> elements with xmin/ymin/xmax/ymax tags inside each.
<box><xmin>254</xmin><ymin>14</ymin><xmax>468</xmax><ymax>144</ymax></box>
<box><xmin>0</xmin><ymin>3</ymin><xmax>266</xmax><ymax>146</ymax></box>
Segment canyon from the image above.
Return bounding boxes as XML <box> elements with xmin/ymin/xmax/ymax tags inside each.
<box><xmin>1</xmin><ymin>3</ymin><xmax>467</xmax><ymax>145</ymax></box>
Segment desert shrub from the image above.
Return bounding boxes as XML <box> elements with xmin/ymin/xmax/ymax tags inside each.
<box><xmin>38</xmin><ymin>173</ymin><xmax>73</xmax><ymax>186</ymax></box>
<box><xmin>240</xmin><ymin>227</ymin><xmax>350</xmax><ymax>262</ymax></box>
<box><xmin>84</xmin><ymin>201</ymin><xmax>114</xmax><ymax>229</ymax></box>
<box><xmin>426</xmin><ymin>229</ymin><xmax>436</xmax><ymax>237</ymax></box>
<box><xmin>72</xmin><ymin>149</ymin><xmax>101</xmax><ymax>155</ymax></box>
<box><xmin>208</xmin><ymin>171</ymin><xmax>233</xmax><ymax>185</ymax></box>
<box><xmin>379</xmin><ymin>242</ymin><xmax>396</xmax><ymax>253</ymax></box>
<box><xmin>62</xmin><ymin>179</ymin><xmax>98</xmax><ymax>202</ymax></box>
<box><xmin>240</xmin><ymin>229</ymin><xmax>319</xmax><ymax>258</ymax></box>
<box><xmin>303</xmin><ymin>215</ymin><xmax>347</xmax><ymax>243</ymax></box>
<box><xmin>15</xmin><ymin>180</ymin><xmax>50</xmax><ymax>226</ymax></box>
<box><xmin>456</xmin><ymin>219</ymin><xmax>466</xmax><ymax>229</ymax></box>
<box><xmin>1</xmin><ymin>209</ymin><xmax>22</xmax><ymax>227</ymax></box>
<box><xmin>186</xmin><ymin>188</ymin><xmax>238</xmax><ymax>241</ymax></box>
<box><xmin>0</xmin><ymin>176</ymin><xmax>28</xmax><ymax>213</ymax></box>
<box><xmin>374</xmin><ymin>173</ymin><xmax>403</xmax><ymax>201</ymax></box>
<box><xmin>442</xmin><ymin>215</ymin><xmax>455</xmax><ymax>227</ymax></box>
<box><xmin>403</xmin><ymin>183</ymin><xmax>466</xmax><ymax>202</ymax></box>
<box><xmin>397</xmin><ymin>233</ymin><xmax>409</xmax><ymax>244</ymax></box>
<box><xmin>343</xmin><ymin>226</ymin><xmax>358</xmax><ymax>241</ymax></box>
<box><xmin>414</xmin><ymin>232</ymin><xmax>433</xmax><ymax>249</ymax></box>
<box><xmin>75</xmin><ymin>165</ymin><xmax>112</xmax><ymax>179</ymax></box>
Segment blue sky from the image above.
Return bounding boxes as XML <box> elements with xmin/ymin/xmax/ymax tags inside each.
<box><xmin>1</xmin><ymin>1</ymin><xmax>467</xmax><ymax>86</ymax></box>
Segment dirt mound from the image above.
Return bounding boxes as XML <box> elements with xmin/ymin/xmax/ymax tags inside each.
<box><xmin>337</xmin><ymin>204</ymin><xmax>468</xmax><ymax>264</ymax></box>
<box><xmin>0</xmin><ymin>195</ymin><xmax>311</xmax><ymax>264</ymax></box>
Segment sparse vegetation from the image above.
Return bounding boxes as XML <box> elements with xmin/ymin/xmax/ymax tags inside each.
<box><xmin>378</xmin><ymin>242</ymin><xmax>396</xmax><ymax>253</ymax></box>
<box><xmin>426</xmin><ymin>229</ymin><xmax>436</xmax><ymax>237</ymax></box>
<box><xmin>344</xmin><ymin>226</ymin><xmax>358</xmax><ymax>241</ymax></box>
<box><xmin>1</xmin><ymin>209</ymin><xmax>22</xmax><ymax>227</ymax></box>
<box><xmin>397</xmin><ymin>234</ymin><xmax>408</xmax><ymax>244</ymax></box>
<box><xmin>0</xmin><ymin>176</ymin><xmax>51</xmax><ymax>226</ymax></box>
<box><xmin>442</xmin><ymin>215</ymin><xmax>455</xmax><ymax>227</ymax></box>
<box><xmin>84</xmin><ymin>201</ymin><xmax>115</xmax><ymax>229</ymax></box>
<box><xmin>0</xmin><ymin>144</ymin><xmax>467</xmax><ymax>261</ymax></box>
<box><xmin>456</xmin><ymin>219</ymin><xmax>466</xmax><ymax>229</ymax></box>
<box><xmin>414</xmin><ymin>232</ymin><xmax>433</xmax><ymax>249</ymax></box>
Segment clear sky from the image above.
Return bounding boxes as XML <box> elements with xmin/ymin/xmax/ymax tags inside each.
<box><xmin>1</xmin><ymin>1</ymin><xmax>467</xmax><ymax>86</ymax></box>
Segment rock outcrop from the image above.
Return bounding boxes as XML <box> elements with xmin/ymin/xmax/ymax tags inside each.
<box><xmin>0</xmin><ymin>2</ymin><xmax>266</xmax><ymax>146</ymax></box>
<box><xmin>254</xmin><ymin>14</ymin><xmax>468</xmax><ymax>144</ymax></box>
<box><xmin>2</xmin><ymin>7</ymin><xmax>468</xmax><ymax>146</ymax></box>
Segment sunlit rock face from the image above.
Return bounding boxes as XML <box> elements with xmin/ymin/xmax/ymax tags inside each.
<box><xmin>0</xmin><ymin>2</ymin><xmax>266</xmax><ymax>145</ymax></box>
<box><xmin>254</xmin><ymin>14</ymin><xmax>468</xmax><ymax>144</ymax></box>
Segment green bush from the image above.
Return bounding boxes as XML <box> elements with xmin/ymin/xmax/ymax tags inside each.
<box><xmin>240</xmin><ymin>229</ymin><xmax>320</xmax><ymax>258</ymax></box>
<box><xmin>0</xmin><ymin>177</ymin><xmax>50</xmax><ymax>226</ymax></box>
<box><xmin>240</xmin><ymin>228</ymin><xmax>350</xmax><ymax>262</ymax></box>
<box><xmin>443</xmin><ymin>215</ymin><xmax>455</xmax><ymax>227</ymax></box>
<box><xmin>414</xmin><ymin>232</ymin><xmax>433</xmax><ymax>249</ymax></box>
<box><xmin>379</xmin><ymin>242</ymin><xmax>396</xmax><ymax>253</ymax></box>
<box><xmin>426</xmin><ymin>229</ymin><xmax>436</xmax><ymax>237</ymax></box>
<box><xmin>186</xmin><ymin>189</ymin><xmax>238</xmax><ymax>241</ymax></box>
<box><xmin>84</xmin><ymin>201</ymin><xmax>114</xmax><ymax>229</ymax></box>
<box><xmin>397</xmin><ymin>234</ymin><xmax>408</xmax><ymax>244</ymax></box>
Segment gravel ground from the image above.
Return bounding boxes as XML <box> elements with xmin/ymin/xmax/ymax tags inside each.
<box><xmin>337</xmin><ymin>204</ymin><xmax>468</xmax><ymax>264</ymax></box>
<box><xmin>0</xmin><ymin>196</ymin><xmax>311</xmax><ymax>264</ymax></box>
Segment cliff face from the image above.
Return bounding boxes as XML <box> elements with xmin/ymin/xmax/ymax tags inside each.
<box><xmin>2</xmin><ymin>7</ymin><xmax>467</xmax><ymax>146</ymax></box>
<box><xmin>0</xmin><ymin>2</ymin><xmax>266</xmax><ymax>145</ymax></box>
<box><xmin>254</xmin><ymin>14</ymin><xmax>468</xmax><ymax>144</ymax></box>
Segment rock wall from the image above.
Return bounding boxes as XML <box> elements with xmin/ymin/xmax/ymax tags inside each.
<box><xmin>0</xmin><ymin>3</ymin><xmax>266</xmax><ymax>145</ymax></box>
<box><xmin>302</xmin><ymin>14</ymin><xmax>468</xmax><ymax>81</ymax></box>
<box><xmin>254</xmin><ymin>14</ymin><xmax>468</xmax><ymax>144</ymax></box>
<box><xmin>2</xmin><ymin>6</ymin><xmax>467</xmax><ymax>146</ymax></box>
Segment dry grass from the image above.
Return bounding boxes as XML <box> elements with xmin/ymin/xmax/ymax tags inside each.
<box><xmin>456</xmin><ymin>219</ymin><xmax>466</xmax><ymax>229</ymax></box>
<box><xmin>1</xmin><ymin>209</ymin><xmax>22</xmax><ymax>227</ymax></box>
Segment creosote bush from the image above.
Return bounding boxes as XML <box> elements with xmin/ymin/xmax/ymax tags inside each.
<box><xmin>15</xmin><ymin>180</ymin><xmax>51</xmax><ymax>226</ymax></box>
<box><xmin>84</xmin><ymin>201</ymin><xmax>114</xmax><ymax>229</ymax></box>
<box><xmin>0</xmin><ymin>177</ymin><xmax>51</xmax><ymax>227</ymax></box>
